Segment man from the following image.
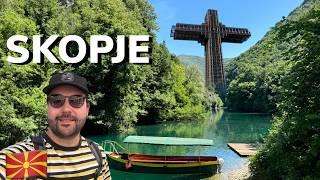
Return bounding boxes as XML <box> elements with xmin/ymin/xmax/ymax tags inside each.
<box><xmin>0</xmin><ymin>72</ymin><xmax>111</xmax><ymax>179</ymax></box>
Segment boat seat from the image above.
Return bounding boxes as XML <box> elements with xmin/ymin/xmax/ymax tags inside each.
<box><xmin>128</xmin><ymin>158</ymin><xmax>200</xmax><ymax>163</ymax></box>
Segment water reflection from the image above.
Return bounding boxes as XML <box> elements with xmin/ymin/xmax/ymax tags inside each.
<box><xmin>110</xmin><ymin>169</ymin><xmax>221</xmax><ymax>180</ymax></box>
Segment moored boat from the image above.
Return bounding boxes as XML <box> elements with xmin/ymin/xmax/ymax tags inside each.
<box><xmin>104</xmin><ymin>136</ymin><xmax>223</xmax><ymax>175</ymax></box>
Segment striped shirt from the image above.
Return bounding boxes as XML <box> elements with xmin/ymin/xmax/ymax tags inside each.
<box><xmin>0</xmin><ymin>134</ymin><xmax>111</xmax><ymax>179</ymax></box>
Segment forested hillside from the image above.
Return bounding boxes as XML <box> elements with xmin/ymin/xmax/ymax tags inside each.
<box><xmin>178</xmin><ymin>55</ymin><xmax>233</xmax><ymax>80</ymax></box>
<box><xmin>224</xmin><ymin>0</ymin><xmax>320</xmax><ymax>178</ymax></box>
<box><xmin>225</xmin><ymin>0</ymin><xmax>315</xmax><ymax>113</ymax></box>
<box><xmin>178</xmin><ymin>55</ymin><xmax>205</xmax><ymax>79</ymax></box>
<box><xmin>0</xmin><ymin>0</ymin><xmax>222</xmax><ymax>148</ymax></box>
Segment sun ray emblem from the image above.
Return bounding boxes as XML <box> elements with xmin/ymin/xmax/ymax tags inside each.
<box><xmin>6</xmin><ymin>150</ymin><xmax>47</xmax><ymax>179</ymax></box>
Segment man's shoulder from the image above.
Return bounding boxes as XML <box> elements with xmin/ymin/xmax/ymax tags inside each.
<box><xmin>1</xmin><ymin>138</ymin><xmax>34</xmax><ymax>154</ymax></box>
<box><xmin>83</xmin><ymin>137</ymin><xmax>106</xmax><ymax>156</ymax></box>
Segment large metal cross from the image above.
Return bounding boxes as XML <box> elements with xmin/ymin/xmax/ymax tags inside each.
<box><xmin>171</xmin><ymin>9</ymin><xmax>250</xmax><ymax>99</ymax></box>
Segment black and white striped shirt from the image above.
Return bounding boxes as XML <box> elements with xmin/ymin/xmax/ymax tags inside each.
<box><xmin>0</xmin><ymin>134</ymin><xmax>111</xmax><ymax>179</ymax></box>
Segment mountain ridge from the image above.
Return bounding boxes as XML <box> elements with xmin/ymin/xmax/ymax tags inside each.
<box><xmin>178</xmin><ymin>54</ymin><xmax>233</xmax><ymax>79</ymax></box>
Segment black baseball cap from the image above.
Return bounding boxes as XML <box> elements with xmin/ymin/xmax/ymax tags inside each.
<box><xmin>43</xmin><ymin>72</ymin><xmax>89</xmax><ymax>95</ymax></box>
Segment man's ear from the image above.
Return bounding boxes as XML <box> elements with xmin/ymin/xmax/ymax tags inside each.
<box><xmin>86</xmin><ymin>101</ymin><xmax>90</xmax><ymax>108</ymax></box>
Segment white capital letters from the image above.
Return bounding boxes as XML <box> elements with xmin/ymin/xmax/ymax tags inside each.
<box><xmin>7</xmin><ymin>35</ymin><xmax>30</xmax><ymax>64</ymax></box>
<box><xmin>6</xmin><ymin>35</ymin><xmax>151</xmax><ymax>64</ymax></box>
<box><xmin>59</xmin><ymin>35</ymin><xmax>87</xmax><ymax>63</ymax></box>
<box><xmin>111</xmin><ymin>35</ymin><xmax>125</xmax><ymax>63</ymax></box>
<box><xmin>90</xmin><ymin>35</ymin><xmax>114</xmax><ymax>63</ymax></box>
<box><xmin>33</xmin><ymin>35</ymin><xmax>60</xmax><ymax>63</ymax></box>
<box><xmin>129</xmin><ymin>35</ymin><xmax>149</xmax><ymax>63</ymax></box>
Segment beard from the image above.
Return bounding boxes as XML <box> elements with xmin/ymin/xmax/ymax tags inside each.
<box><xmin>48</xmin><ymin>113</ymin><xmax>86</xmax><ymax>139</ymax></box>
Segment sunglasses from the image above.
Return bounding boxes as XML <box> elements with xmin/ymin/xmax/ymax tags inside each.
<box><xmin>47</xmin><ymin>95</ymin><xmax>86</xmax><ymax>108</ymax></box>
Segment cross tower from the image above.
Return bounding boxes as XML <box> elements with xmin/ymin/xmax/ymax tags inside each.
<box><xmin>171</xmin><ymin>9</ymin><xmax>250</xmax><ymax>99</ymax></box>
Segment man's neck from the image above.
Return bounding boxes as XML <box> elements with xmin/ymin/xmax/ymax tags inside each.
<box><xmin>46</xmin><ymin>130</ymin><xmax>81</xmax><ymax>147</ymax></box>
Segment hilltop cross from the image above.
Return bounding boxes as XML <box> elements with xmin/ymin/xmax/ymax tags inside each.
<box><xmin>171</xmin><ymin>9</ymin><xmax>250</xmax><ymax>99</ymax></box>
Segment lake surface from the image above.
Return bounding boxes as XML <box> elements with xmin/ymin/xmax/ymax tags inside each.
<box><xmin>89</xmin><ymin>110</ymin><xmax>271</xmax><ymax>179</ymax></box>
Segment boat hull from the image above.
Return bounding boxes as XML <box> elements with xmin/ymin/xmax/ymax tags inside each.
<box><xmin>106</xmin><ymin>152</ymin><xmax>221</xmax><ymax>174</ymax></box>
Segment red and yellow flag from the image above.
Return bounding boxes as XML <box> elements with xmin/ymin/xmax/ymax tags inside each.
<box><xmin>6</xmin><ymin>150</ymin><xmax>47</xmax><ymax>179</ymax></box>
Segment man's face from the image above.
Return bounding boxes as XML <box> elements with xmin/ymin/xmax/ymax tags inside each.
<box><xmin>47</xmin><ymin>85</ymin><xmax>89</xmax><ymax>139</ymax></box>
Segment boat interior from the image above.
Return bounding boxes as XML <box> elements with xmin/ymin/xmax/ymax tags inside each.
<box><xmin>111</xmin><ymin>152</ymin><xmax>218</xmax><ymax>163</ymax></box>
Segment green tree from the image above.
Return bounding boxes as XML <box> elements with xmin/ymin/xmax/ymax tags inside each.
<box><xmin>0</xmin><ymin>0</ymin><xmax>220</xmax><ymax>148</ymax></box>
<box><xmin>250</xmin><ymin>1</ymin><xmax>320</xmax><ymax>178</ymax></box>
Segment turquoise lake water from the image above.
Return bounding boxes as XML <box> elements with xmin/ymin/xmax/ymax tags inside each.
<box><xmin>90</xmin><ymin>110</ymin><xmax>271</xmax><ymax>179</ymax></box>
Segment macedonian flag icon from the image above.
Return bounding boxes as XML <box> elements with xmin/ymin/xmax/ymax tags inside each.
<box><xmin>6</xmin><ymin>150</ymin><xmax>47</xmax><ymax>179</ymax></box>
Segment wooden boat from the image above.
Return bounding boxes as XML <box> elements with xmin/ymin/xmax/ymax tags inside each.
<box><xmin>105</xmin><ymin>136</ymin><xmax>223</xmax><ymax>175</ymax></box>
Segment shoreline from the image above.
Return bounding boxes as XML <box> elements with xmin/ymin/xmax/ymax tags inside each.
<box><xmin>226</xmin><ymin>162</ymin><xmax>250</xmax><ymax>180</ymax></box>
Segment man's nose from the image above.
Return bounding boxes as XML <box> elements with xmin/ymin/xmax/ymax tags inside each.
<box><xmin>61</xmin><ymin>99</ymin><xmax>72</xmax><ymax>112</ymax></box>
